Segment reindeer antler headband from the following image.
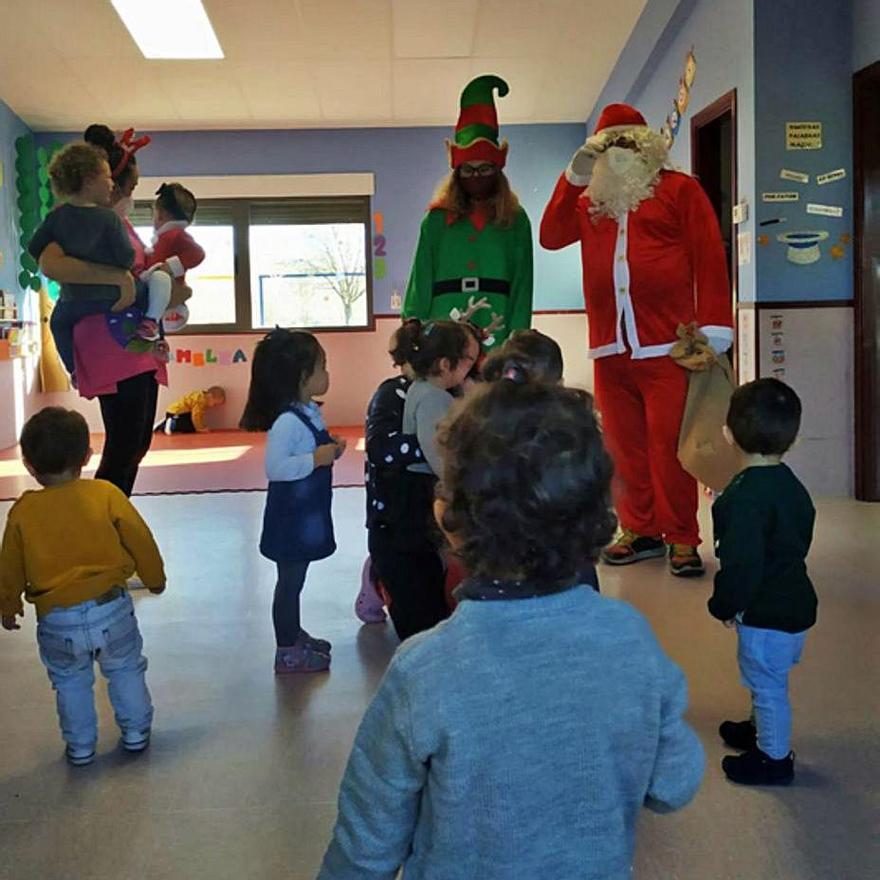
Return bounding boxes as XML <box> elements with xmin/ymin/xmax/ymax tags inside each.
<box><xmin>112</xmin><ymin>128</ymin><xmax>151</xmax><ymax>179</ymax></box>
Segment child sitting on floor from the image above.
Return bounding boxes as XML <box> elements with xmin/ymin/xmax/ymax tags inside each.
<box><xmin>155</xmin><ymin>386</ymin><xmax>226</xmax><ymax>434</ymax></box>
<box><xmin>319</xmin><ymin>380</ymin><xmax>704</xmax><ymax>879</ymax></box>
<box><xmin>0</xmin><ymin>408</ymin><xmax>166</xmax><ymax>766</ymax></box>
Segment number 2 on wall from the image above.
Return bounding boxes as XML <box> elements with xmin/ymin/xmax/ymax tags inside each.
<box><xmin>373</xmin><ymin>234</ymin><xmax>387</xmax><ymax>257</ymax></box>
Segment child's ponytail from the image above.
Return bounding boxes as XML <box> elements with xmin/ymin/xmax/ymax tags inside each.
<box><xmin>408</xmin><ymin>320</ymin><xmax>471</xmax><ymax>379</ymax></box>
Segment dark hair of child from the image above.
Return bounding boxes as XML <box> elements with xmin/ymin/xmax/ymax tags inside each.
<box><xmin>240</xmin><ymin>329</ymin><xmax>324</xmax><ymax>432</ymax></box>
<box><xmin>20</xmin><ymin>408</ymin><xmax>90</xmax><ymax>477</ymax></box>
<box><xmin>726</xmin><ymin>378</ymin><xmax>802</xmax><ymax>455</ymax></box>
<box><xmin>389</xmin><ymin>319</ymin><xmax>421</xmax><ymax>366</ymax></box>
<box><xmin>437</xmin><ymin>381</ymin><xmax>616</xmax><ymax>587</ymax></box>
<box><xmin>47</xmin><ymin>143</ymin><xmax>108</xmax><ymax>199</ymax></box>
<box><xmin>407</xmin><ymin>320</ymin><xmax>472</xmax><ymax>378</ymax></box>
<box><xmin>156</xmin><ymin>182</ymin><xmax>197</xmax><ymax>223</ymax></box>
<box><xmin>482</xmin><ymin>329</ymin><xmax>563</xmax><ymax>384</ymax></box>
<box><xmin>84</xmin><ymin>123</ymin><xmax>138</xmax><ymax>190</ymax></box>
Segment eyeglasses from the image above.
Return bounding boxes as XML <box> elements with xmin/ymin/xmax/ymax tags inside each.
<box><xmin>458</xmin><ymin>163</ymin><xmax>498</xmax><ymax>178</ymax></box>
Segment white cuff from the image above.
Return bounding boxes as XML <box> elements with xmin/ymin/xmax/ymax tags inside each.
<box><xmin>165</xmin><ymin>256</ymin><xmax>185</xmax><ymax>278</ymax></box>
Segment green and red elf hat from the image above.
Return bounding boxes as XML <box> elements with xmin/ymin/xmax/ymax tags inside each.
<box><xmin>446</xmin><ymin>75</ymin><xmax>510</xmax><ymax>170</ymax></box>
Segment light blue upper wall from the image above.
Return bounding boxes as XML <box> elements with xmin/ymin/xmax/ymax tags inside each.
<box><xmin>0</xmin><ymin>100</ymin><xmax>31</xmax><ymax>301</ymax></box>
<box><xmin>854</xmin><ymin>0</ymin><xmax>880</xmax><ymax>71</ymax></box>
<box><xmin>593</xmin><ymin>0</ymin><xmax>757</xmax><ymax>301</ymax></box>
<box><xmin>38</xmin><ymin>123</ymin><xmax>585</xmax><ymax>313</ymax></box>
<box><xmin>754</xmin><ymin>0</ymin><xmax>853</xmax><ymax>302</ymax></box>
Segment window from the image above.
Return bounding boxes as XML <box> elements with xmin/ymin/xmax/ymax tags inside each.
<box><xmin>131</xmin><ymin>195</ymin><xmax>372</xmax><ymax>334</ymax></box>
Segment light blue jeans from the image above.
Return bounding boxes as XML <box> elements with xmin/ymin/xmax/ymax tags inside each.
<box><xmin>36</xmin><ymin>591</ymin><xmax>153</xmax><ymax>752</ymax></box>
<box><xmin>737</xmin><ymin>622</ymin><xmax>807</xmax><ymax>759</ymax></box>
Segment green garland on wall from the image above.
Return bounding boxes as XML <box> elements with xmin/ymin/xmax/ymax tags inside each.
<box><xmin>14</xmin><ymin>135</ymin><xmax>61</xmax><ymax>297</ymax></box>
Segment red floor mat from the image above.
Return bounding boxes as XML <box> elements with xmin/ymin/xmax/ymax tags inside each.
<box><xmin>0</xmin><ymin>427</ymin><xmax>364</xmax><ymax>500</ymax></box>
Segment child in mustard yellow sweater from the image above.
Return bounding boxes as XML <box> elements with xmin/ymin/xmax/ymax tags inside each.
<box><xmin>0</xmin><ymin>408</ymin><xmax>166</xmax><ymax>766</ymax></box>
<box><xmin>155</xmin><ymin>385</ymin><xmax>226</xmax><ymax>434</ymax></box>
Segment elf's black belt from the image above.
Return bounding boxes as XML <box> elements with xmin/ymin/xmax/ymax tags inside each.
<box><xmin>432</xmin><ymin>278</ymin><xmax>510</xmax><ymax>296</ymax></box>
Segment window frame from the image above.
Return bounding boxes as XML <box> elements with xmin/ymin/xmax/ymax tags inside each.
<box><xmin>132</xmin><ymin>194</ymin><xmax>375</xmax><ymax>336</ymax></box>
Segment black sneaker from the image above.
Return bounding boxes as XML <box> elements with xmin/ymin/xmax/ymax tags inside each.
<box><xmin>722</xmin><ymin>748</ymin><xmax>795</xmax><ymax>785</ymax></box>
<box><xmin>601</xmin><ymin>530</ymin><xmax>666</xmax><ymax>566</ymax></box>
<box><xmin>719</xmin><ymin>719</ymin><xmax>757</xmax><ymax>751</ymax></box>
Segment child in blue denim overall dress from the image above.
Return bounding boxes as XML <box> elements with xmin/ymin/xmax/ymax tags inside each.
<box><xmin>709</xmin><ymin>379</ymin><xmax>817</xmax><ymax>785</ymax></box>
<box><xmin>240</xmin><ymin>329</ymin><xmax>345</xmax><ymax>674</ymax></box>
<box><xmin>0</xmin><ymin>408</ymin><xmax>166</xmax><ymax>766</ymax></box>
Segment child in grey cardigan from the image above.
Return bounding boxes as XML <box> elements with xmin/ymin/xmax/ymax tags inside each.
<box><xmin>319</xmin><ymin>380</ymin><xmax>705</xmax><ymax>880</ymax></box>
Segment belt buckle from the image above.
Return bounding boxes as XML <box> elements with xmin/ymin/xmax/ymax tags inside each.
<box><xmin>462</xmin><ymin>277</ymin><xmax>479</xmax><ymax>293</ymax></box>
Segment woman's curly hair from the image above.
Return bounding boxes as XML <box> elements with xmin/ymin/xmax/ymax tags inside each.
<box><xmin>436</xmin><ymin>381</ymin><xmax>616</xmax><ymax>587</ymax></box>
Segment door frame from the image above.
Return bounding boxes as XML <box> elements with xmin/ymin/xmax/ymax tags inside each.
<box><xmin>853</xmin><ymin>60</ymin><xmax>880</xmax><ymax>501</ymax></box>
<box><xmin>690</xmin><ymin>89</ymin><xmax>739</xmax><ymax>356</ymax></box>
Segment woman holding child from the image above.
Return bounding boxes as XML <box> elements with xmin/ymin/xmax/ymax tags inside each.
<box><xmin>32</xmin><ymin>124</ymin><xmax>189</xmax><ymax>497</ymax></box>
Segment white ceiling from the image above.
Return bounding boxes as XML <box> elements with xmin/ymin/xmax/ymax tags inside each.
<box><xmin>0</xmin><ymin>0</ymin><xmax>646</xmax><ymax>131</ymax></box>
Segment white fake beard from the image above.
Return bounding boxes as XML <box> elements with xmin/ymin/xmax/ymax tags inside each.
<box><xmin>113</xmin><ymin>196</ymin><xmax>135</xmax><ymax>219</ymax></box>
<box><xmin>587</xmin><ymin>153</ymin><xmax>661</xmax><ymax>219</ymax></box>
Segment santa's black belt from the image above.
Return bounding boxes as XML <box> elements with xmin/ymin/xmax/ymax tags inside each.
<box><xmin>432</xmin><ymin>278</ymin><xmax>510</xmax><ymax>296</ymax></box>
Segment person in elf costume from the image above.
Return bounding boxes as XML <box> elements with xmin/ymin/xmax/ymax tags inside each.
<box><xmin>403</xmin><ymin>75</ymin><xmax>533</xmax><ymax>350</ymax></box>
<box><xmin>540</xmin><ymin>103</ymin><xmax>733</xmax><ymax>577</ymax></box>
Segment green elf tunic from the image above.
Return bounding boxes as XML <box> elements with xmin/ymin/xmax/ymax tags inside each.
<box><xmin>402</xmin><ymin>204</ymin><xmax>533</xmax><ymax>349</ymax></box>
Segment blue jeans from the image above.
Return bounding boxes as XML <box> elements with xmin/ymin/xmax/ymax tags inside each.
<box><xmin>36</xmin><ymin>591</ymin><xmax>153</xmax><ymax>752</ymax></box>
<box><xmin>737</xmin><ymin>623</ymin><xmax>807</xmax><ymax>759</ymax></box>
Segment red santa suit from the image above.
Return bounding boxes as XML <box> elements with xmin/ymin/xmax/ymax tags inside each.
<box><xmin>540</xmin><ymin>105</ymin><xmax>732</xmax><ymax>548</ymax></box>
<box><xmin>143</xmin><ymin>220</ymin><xmax>205</xmax><ymax>281</ymax></box>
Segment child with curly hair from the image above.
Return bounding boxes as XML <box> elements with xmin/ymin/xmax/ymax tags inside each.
<box><xmin>320</xmin><ymin>381</ymin><xmax>704</xmax><ymax>880</ymax></box>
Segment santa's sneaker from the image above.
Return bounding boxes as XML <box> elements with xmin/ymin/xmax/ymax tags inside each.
<box><xmin>135</xmin><ymin>318</ymin><xmax>161</xmax><ymax>342</ymax></box>
<box><xmin>668</xmin><ymin>544</ymin><xmax>705</xmax><ymax>577</ymax></box>
<box><xmin>274</xmin><ymin>644</ymin><xmax>330</xmax><ymax>675</ymax></box>
<box><xmin>719</xmin><ymin>719</ymin><xmax>758</xmax><ymax>751</ymax></box>
<box><xmin>355</xmin><ymin>556</ymin><xmax>387</xmax><ymax>623</ymax></box>
<box><xmin>722</xmin><ymin>748</ymin><xmax>795</xmax><ymax>786</ymax></box>
<box><xmin>601</xmin><ymin>529</ymin><xmax>666</xmax><ymax>566</ymax></box>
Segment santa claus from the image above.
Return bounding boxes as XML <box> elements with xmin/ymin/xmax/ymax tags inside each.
<box><xmin>540</xmin><ymin>103</ymin><xmax>733</xmax><ymax>576</ymax></box>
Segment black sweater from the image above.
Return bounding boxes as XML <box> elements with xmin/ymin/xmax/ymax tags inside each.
<box><xmin>708</xmin><ymin>464</ymin><xmax>817</xmax><ymax>633</ymax></box>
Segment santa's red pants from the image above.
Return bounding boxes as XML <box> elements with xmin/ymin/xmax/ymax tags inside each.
<box><xmin>593</xmin><ymin>352</ymin><xmax>700</xmax><ymax>547</ymax></box>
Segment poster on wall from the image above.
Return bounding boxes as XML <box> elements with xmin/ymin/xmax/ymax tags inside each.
<box><xmin>785</xmin><ymin>122</ymin><xmax>822</xmax><ymax>150</ymax></box>
<box><xmin>660</xmin><ymin>48</ymin><xmax>697</xmax><ymax>149</ymax></box>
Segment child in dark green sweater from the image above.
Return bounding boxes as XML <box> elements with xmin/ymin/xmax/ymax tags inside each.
<box><xmin>709</xmin><ymin>378</ymin><xmax>817</xmax><ymax>786</ymax></box>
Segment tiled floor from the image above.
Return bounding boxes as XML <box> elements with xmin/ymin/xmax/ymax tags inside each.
<box><xmin>0</xmin><ymin>489</ymin><xmax>877</xmax><ymax>880</ymax></box>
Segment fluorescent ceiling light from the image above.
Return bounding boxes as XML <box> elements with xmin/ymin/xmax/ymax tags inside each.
<box><xmin>111</xmin><ymin>0</ymin><xmax>224</xmax><ymax>59</ymax></box>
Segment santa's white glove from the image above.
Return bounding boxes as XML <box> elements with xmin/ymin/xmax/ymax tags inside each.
<box><xmin>566</xmin><ymin>134</ymin><xmax>608</xmax><ymax>186</ymax></box>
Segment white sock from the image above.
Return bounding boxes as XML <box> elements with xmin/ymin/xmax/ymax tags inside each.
<box><xmin>146</xmin><ymin>271</ymin><xmax>173</xmax><ymax>321</ymax></box>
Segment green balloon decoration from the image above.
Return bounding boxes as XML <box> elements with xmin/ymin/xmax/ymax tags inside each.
<box><xmin>36</xmin><ymin>146</ymin><xmax>48</xmax><ymax>164</ymax></box>
<box><xmin>47</xmin><ymin>280</ymin><xmax>60</xmax><ymax>302</ymax></box>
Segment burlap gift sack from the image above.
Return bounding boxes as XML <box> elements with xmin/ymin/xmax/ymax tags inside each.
<box><xmin>670</xmin><ymin>323</ymin><xmax>740</xmax><ymax>493</ymax></box>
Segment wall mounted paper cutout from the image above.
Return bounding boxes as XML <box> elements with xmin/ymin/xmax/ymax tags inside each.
<box><xmin>780</xmin><ymin>169</ymin><xmax>809</xmax><ymax>183</ymax></box>
<box><xmin>816</xmin><ymin>168</ymin><xmax>846</xmax><ymax>185</ymax></box>
<box><xmin>732</xmin><ymin>202</ymin><xmax>748</xmax><ymax>224</ymax></box>
<box><xmin>839</xmin><ymin>232</ymin><xmax>852</xmax><ymax>244</ymax></box>
<box><xmin>757</xmin><ymin>234</ymin><xmax>770</xmax><ymax>246</ymax></box>
<box><xmin>737</xmin><ymin>231</ymin><xmax>752</xmax><ymax>266</ymax></box>
<box><xmin>763</xmin><ymin>192</ymin><xmax>799</xmax><ymax>202</ymax></box>
<box><xmin>772</xmin><ymin>368</ymin><xmax>786</xmax><ymax>380</ymax></box>
<box><xmin>806</xmin><ymin>203</ymin><xmax>843</xmax><ymax>218</ymax></box>
<box><xmin>770</xmin><ymin>315</ymin><xmax>784</xmax><ymax>331</ymax></box>
<box><xmin>174</xmin><ymin>347</ymin><xmax>248</xmax><ymax>366</ymax></box>
<box><xmin>759</xmin><ymin>217</ymin><xmax>787</xmax><ymax>227</ymax></box>
<box><xmin>786</xmin><ymin>122</ymin><xmax>822</xmax><ymax>150</ymax></box>
<box><xmin>660</xmin><ymin>48</ymin><xmax>695</xmax><ymax>149</ymax></box>
<box><xmin>390</xmin><ymin>289</ymin><xmax>402</xmax><ymax>310</ymax></box>
<box><xmin>830</xmin><ymin>244</ymin><xmax>846</xmax><ymax>260</ymax></box>
<box><xmin>777</xmin><ymin>230</ymin><xmax>829</xmax><ymax>264</ymax></box>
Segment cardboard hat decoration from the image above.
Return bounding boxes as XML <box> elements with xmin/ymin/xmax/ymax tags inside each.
<box><xmin>593</xmin><ymin>103</ymin><xmax>650</xmax><ymax>138</ymax></box>
<box><xmin>447</xmin><ymin>75</ymin><xmax>510</xmax><ymax>169</ymax></box>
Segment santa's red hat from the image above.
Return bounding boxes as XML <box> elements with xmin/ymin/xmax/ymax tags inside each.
<box><xmin>593</xmin><ymin>103</ymin><xmax>649</xmax><ymax>137</ymax></box>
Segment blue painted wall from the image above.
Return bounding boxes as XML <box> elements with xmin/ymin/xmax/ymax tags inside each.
<box><xmin>854</xmin><ymin>0</ymin><xmax>880</xmax><ymax>71</ymax></box>
<box><xmin>0</xmin><ymin>100</ymin><xmax>31</xmax><ymax>302</ymax></box>
<box><xmin>754</xmin><ymin>0</ymin><xmax>854</xmax><ymax>302</ymax></box>
<box><xmin>617</xmin><ymin>0</ymin><xmax>757</xmax><ymax>301</ymax></box>
<box><xmin>37</xmin><ymin>123</ymin><xmax>585</xmax><ymax>314</ymax></box>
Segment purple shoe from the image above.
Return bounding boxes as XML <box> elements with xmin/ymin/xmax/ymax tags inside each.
<box><xmin>355</xmin><ymin>556</ymin><xmax>387</xmax><ymax>624</ymax></box>
<box><xmin>274</xmin><ymin>644</ymin><xmax>330</xmax><ymax>675</ymax></box>
<box><xmin>299</xmin><ymin>630</ymin><xmax>331</xmax><ymax>655</ymax></box>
